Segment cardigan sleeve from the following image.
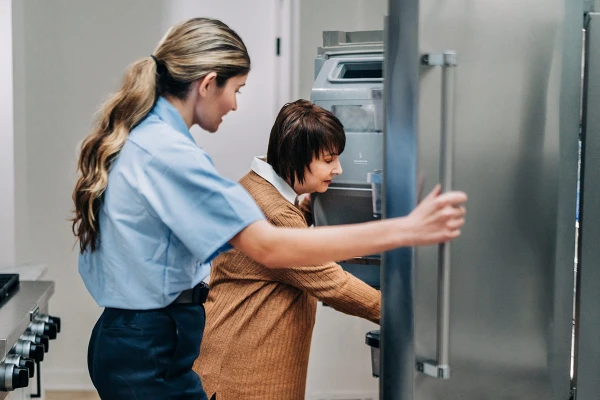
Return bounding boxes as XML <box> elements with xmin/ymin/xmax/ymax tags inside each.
<box><xmin>265</xmin><ymin>207</ymin><xmax>380</xmax><ymax>324</ymax></box>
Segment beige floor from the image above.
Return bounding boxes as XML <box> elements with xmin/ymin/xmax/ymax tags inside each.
<box><xmin>46</xmin><ymin>391</ymin><xmax>100</xmax><ymax>400</ymax></box>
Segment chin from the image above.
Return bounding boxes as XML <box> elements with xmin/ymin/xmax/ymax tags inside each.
<box><xmin>199</xmin><ymin>121</ymin><xmax>220</xmax><ymax>133</ymax></box>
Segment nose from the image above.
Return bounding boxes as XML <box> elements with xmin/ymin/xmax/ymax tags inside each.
<box><xmin>333</xmin><ymin>159</ymin><xmax>343</xmax><ymax>175</ymax></box>
<box><xmin>232</xmin><ymin>95</ymin><xmax>238</xmax><ymax>111</ymax></box>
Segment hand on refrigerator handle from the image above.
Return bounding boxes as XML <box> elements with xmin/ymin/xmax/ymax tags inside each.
<box><xmin>406</xmin><ymin>184</ymin><xmax>467</xmax><ymax>246</ymax></box>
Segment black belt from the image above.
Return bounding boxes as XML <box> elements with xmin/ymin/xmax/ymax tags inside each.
<box><xmin>172</xmin><ymin>281</ymin><xmax>210</xmax><ymax>305</ymax></box>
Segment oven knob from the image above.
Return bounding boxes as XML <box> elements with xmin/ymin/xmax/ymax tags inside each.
<box><xmin>3</xmin><ymin>355</ymin><xmax>35</xmax><ymax>378</ymax></box>
<box><xmin>0</xmin><ymin>362</ymin><xmax>29</xmax><ymax>391</ymax></box>
<box><xmin>27</xmin><ymin>320</ymin><xmax>57</xmax><ymax>340</ymax></box>
<box><xmin>12</xmin><ymin>340</ymin><xmax>44</xmax><ymax>362</ymax></box>
<box><xmin>20</xmin><ymin>333</ymin><xmax>50</xmax><ymax>353</ymax></box>
<box><xmin>35</xmin><ymin>314</ymin><xmax>61</xmax><ymax>333</ymax></box>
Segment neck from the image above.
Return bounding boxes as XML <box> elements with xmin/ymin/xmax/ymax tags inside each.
<box><xmin>290</xmin><ymin>181</ymin><xmax>307</xmax><ymax>196</ymax></box>
<box><xmin>164</xmin><ymin>94</ymin><xmax>194</xmax><ymax>129</ymax></box>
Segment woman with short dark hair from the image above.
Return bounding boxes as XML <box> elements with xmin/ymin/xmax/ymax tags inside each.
<box><xmin>194</xmin><ymin>100</ymin><xmax>380</xmax><ymax>400</ymax></box>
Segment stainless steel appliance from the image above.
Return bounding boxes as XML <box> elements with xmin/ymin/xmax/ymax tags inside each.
<box><xmin>0</xmin><ymin>278</ymin><xmax>59</xmax><ymax>400</ymax></box>
<box><xmin>307</xmin><ymin>0</ymin><xmax>600</xmax><ymax>398</ymax></box>
<box><xmin>311</xmin><ymin>31</ymin><xmax>385</xmax><ymax>288</ymax></box>
<box><xmin>380</xmin><ymin>0</ymin><xmax>583</xmax><ymax>399</ymax></box>
<box><xmin>572</xmin><ymin>4</ymin><xmax>600</xmax><ymax>400</ymax></box>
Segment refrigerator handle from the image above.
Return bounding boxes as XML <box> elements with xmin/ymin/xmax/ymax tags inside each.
<box><xmin>416</xmin><ymin>51</ymin><xmax>457</xmax><ymax>380</ymax></box>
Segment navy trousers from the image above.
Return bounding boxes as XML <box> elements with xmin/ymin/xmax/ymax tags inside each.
<box><xmin>88</xmin><ymin>303</ymin><xmax>208</xmax><ymax>400</ymax></box>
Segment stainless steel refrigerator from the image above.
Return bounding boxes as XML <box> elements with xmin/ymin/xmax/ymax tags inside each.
<box><xmin>381</xmin><ymin>0</ymin><xmax>584</xmax><ymax>399</ymax></box>
<box><xmin>573</xmin><ymin>4</ymin><xmax>600</xmax><ymax>400</ymax></box>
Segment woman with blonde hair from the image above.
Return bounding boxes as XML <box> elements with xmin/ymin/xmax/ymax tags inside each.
<box><xmin>72</xmin><ymin>18</ymin><xmax>467</xmax><ymax>400</ymax></box>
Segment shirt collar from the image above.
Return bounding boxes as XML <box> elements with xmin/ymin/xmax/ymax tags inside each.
<box><xmin>150</xmin><ymin>96</ymin><xmax>194</xmax><ymax>142</ymax></box>
<box><xmin>251</xmin><ymin>157</ymin><xmax>298</xmax><ymax>204</ymax></box>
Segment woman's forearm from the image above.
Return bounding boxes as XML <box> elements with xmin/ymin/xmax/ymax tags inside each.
<box><xmin>230</xmin><ymin>186</ymin><xmax>467</xmax><ymax>268</ymax></box>
<box><xmin>231</xmin><ymin>218</ymin><xmax>415</xmax><ymax>268</ymax></box>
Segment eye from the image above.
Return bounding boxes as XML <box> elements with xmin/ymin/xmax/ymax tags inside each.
<box><xmin>325</xmin><ymin>159</ymin><xmax>333</xmax><ymax>164</ymax></box>
<box><xmin>236</xmin><ymin>90</ymin><xmax>242</xmax><ymax>94</ymax></box>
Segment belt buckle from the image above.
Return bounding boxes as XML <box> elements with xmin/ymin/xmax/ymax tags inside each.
<box><xmin>193</xmin><ymin>282</ymin><xmax>210</xmax><ymax>304</ymax></box>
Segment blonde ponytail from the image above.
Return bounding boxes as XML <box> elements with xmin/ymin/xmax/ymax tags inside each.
<box><xmin>72</xmin><ymin>17</ymin><xmax>250</xmax><ymax>252</ymax></box>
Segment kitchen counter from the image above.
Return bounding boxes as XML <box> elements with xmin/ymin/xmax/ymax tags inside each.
<box><xmin>0</xmin><ymin>264</ymin><xmax>47</xmax><ymax>282</ymax></box>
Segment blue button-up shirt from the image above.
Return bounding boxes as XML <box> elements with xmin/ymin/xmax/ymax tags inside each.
<box><xmin>79</xmin><ymin>97</ymin><xmax>265</xmax><ymax>309</ymax></box>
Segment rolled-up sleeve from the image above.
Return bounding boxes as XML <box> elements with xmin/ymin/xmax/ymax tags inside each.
<box><xmin>140</xmin><ymin>143</ymin><xmax>265</xmax><ymax>264</ymax></box>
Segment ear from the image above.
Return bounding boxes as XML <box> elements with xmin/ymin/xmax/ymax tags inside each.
<box><xmin>197</xmin><ymin>72</ymin><xmax>218</xmax><ymax>97</ymax></box>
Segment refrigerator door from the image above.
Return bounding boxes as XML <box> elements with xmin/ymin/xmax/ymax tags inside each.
<box><xmin>382</xmin><ymin>0</ymin><xmax>582</xmax><ymax>399</ymax></box>
<box><xmin>574</xmin><ymin>11</ymin><xmax>600</xmax><ymax>400</ymax></box>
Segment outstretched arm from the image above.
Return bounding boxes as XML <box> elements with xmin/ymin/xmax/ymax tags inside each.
<box><xmin>230</xmin><ymin>185</ymin><xmax>467</xmax><ymax>268</ymax></box>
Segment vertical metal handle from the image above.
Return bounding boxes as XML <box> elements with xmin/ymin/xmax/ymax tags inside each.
<box><xmin>417</xmin><ymin>51</ymin><xmax>457</xmax><ymax>380</ymax></box>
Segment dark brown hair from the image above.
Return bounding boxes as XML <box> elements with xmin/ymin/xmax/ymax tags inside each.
<box><xmin>267</xmin><ymin>100</ymin><xmax>345</xmax><ymax>187</ymax></box>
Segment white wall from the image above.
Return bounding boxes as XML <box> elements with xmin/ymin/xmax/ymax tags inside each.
<box><xmin>162</xmin><ymin>0</ymin><xmax>280</xmax><ymax>178</ymax></box>
<box><xmin>14</xmin><ymin>0</ymin><xmax>278</xmax><ymax>390</ymax></box>
<box><xmin>13</xmin><ymin>0</ymin><xmax>29</xmax><ymax>275</ymax></box>
<box><xmin>297</xmin><ymin>1</ymin><xmax>388</xmax><ymax>398</ymax></box>
<box><xmin>1</xmin><ymin>0</ymin><xmax>15</xmax><ymax>266</ymax></box>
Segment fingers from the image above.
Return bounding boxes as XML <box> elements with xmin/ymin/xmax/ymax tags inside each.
<box><xmin>440</xmin><ymin>203</ymin><xmax>466</xmax><ymax>240</ymax></box>
<box><xmin>445</xmin><ymin>217</ymin><xmax>465</xmax><ymax>230</ymax></box>
<box><xmin>409</xmin><ymin>186</ymin><xmax>468</xmax><ymax>246</ymax></box>
<box><xmin>435</xmin><ymin>191</ymin><xmax>468</xmax><ymax>207</ymax></box>
<box><xmin>423</xmin><ymin>184</ymin><xmax>441</xmax><ymax>201</ymax></box>
<box><xmin>444</xmin><ymin>229</ymin><xmax>461</xmax><ymax>241</ymax></box>
<box><xmin>441</xmin><ymin>205</ymin><xmax>466</xmax><ymax>218</ymax></box>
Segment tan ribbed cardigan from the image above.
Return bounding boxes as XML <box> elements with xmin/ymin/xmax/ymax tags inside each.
<box><xmin>193</xmin><ymin>171</ymin><xmax>381</xmax><ymax>400</ymax></box>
